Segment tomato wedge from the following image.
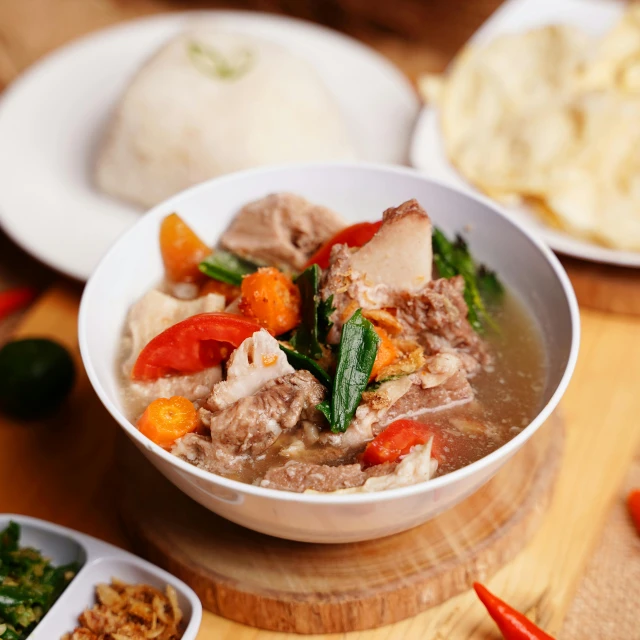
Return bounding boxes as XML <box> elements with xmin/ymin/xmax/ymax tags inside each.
<box><xmin>131</xmin><ymin>312</ymin><xmax>261</xmax><ymax>381</ymax></box>
<box><xmin>362</xmin><ymin>419</ymin><xmax>440</xmax><ymax>467</ymax></box>
<box><xmin>303</xmin><ymin>221</ymin><xmax>383</xmax><ymax>270</ymax></box>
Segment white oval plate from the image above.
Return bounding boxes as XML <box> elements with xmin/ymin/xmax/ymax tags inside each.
<box><xmin>0</xmin><ymin>514</ymin><xmax>202</xmax><ymax>639</ymax></box>
<box><xmin>411</xmin><ymin>0</ymin><xmax>640</xmax><ymax>267</ymax></box>
<box><xmin>0</xmin><ymin>11</ymin><xmax>418</xmax><ymax>281</ymax></box>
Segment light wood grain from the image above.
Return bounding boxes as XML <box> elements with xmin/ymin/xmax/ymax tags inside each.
<box><xmin>118</xmin><ymin>419</ymin><xmax>561</xmax><ymax>634</ymax></box>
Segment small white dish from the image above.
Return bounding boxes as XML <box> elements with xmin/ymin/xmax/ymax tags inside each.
<box><xmin>411</xmin><ymin>0</ymin><xmax>639</xmax><ymax>267</ymax></box>
<box><xmin>78</xmin><ymin>162</ymin><xmax>580</xmax><ymax>543</ymax></box>
<box><xmin>0</xmin><ymin>11</ymin><xmax>418</xmax><ymax>281</ymax></box>
<box><xmin>0</xmin><ymin>514</ymin><xmax>202</xmax><ymax>640</ymax></box>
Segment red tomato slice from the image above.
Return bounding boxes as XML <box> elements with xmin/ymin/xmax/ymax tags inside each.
<box><xmin>303</xmin><ymin>221</ymin><xmax>383</xmax><ymax>270</ymax></box>
<box><xmin>362</xmin><ymin>419</ymin><xmax>440</xmax><ymax>467</ymax></box>
<box><xmin>131</xmin><ymin>312</ymin><xmax>261</xmax><ymax>381</ymax></box>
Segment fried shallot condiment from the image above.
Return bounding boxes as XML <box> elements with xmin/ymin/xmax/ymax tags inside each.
<box><xmin>62</xmin><ymin>578</ymin><xmax>184</xmax><ymax>640</ymax></box>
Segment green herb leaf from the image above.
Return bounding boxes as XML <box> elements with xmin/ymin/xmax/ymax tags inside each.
<box><xmin>290</xmin><ymin>265</ymin><xmax>323</xmax><ymax>359</ymax></box>
<box><xmin>432</xmin><ymin>228</ymin><xmax>503</xmax><ymax>333</ymax></box>
<box><xmin>187</xmin><ymin>41</ymin><xmax>254</xmax><ymax>80</ymax></box>
<box><xmin>325</xmin><ymin>309</ymin><xmax>380</xmax><ymax>433</ymax></box>
<box><xmin>477</xmin><ymin>265</ymin><xmax>504</xmax><ymax>303</ymax></box>
<box><xmin>279</xmin><ymin>345</ymin><xmax>332</xmax><ymax>388</ymax></box>
<box><xmin>0</xmin><ymin>523</ymin><xmax>19</xmax><ymax>553</ymax></box>
<box><xmin>199</xmin><ymin>251</ymin><xmax>259</xmax><ymax>286</ymax></box>
<box><xmin>318</xmin><ymin>294</ymin><xmax>335</xmax><ymax>343</ymax></box>
<box><xmin>0</xmin><ymin>522</ymin><xmax>79</xmax><ymax>639</ymax></box>
<box><xmin>316</xmin><ymin>401</ymin><xmax>331</xmax><ymax>423</ymax></box>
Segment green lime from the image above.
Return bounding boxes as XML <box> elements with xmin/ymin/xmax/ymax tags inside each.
<box><xmin>0</xmin><ymin>338</ymin><xmax>76</xmax><ymax>419</ymax></box>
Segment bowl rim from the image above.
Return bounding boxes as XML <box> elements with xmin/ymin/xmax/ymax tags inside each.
<box><xmin>79</xmin><ymin>161</ymin><xmax>580</xmax><ymax>505</ymax></box>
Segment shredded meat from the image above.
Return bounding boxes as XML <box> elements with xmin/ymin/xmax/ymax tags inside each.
<box><xmin>174</xmin><ymin>371</ymin><xmax>326</xmax><ymax>475</ymax></box>
<box><xmin>394</xmin><ymin>276</ymin><xmax>489</xmax><ymax>373</ymax></box>
<box><xmin>220</xmin><ymin>193</ymin><xmax>346</xmax><ymax>270</ymax></box>
<box><xmin>204</xmin><ymin>370</ymin><xmax>325</xmax><ymax>456</ymax></box>
<box><xmin>261</xmin><ymin>460</ymin><xmax>395</xmax><ymax>493</ymax></box>
<box><xmin>383</xmin><ymin>371</ymin><xmax>474</xmax><ymax>426</ymax></box>
<box><xmin>321</xmin><ymin>252</ymin><xmax>488</xmax><ymax>373</ymax></box>
<box><xmin>172</xmin><ymin>433</ymin><xmax>248</xmax><ymax>476</ymax></box>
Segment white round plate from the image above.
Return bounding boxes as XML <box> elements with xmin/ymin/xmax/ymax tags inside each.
<box><xmin>411</xmin><ymin>0</ymin><xmax>640</xmax><ymax>268</ymax></box>
<box><xmin>0</xmin><ymin>11</ymin><xmax>418</xmax><ymax>281</ymax></box>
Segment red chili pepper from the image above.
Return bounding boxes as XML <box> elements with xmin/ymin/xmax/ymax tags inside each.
<box><xmin>362</xmin><ymin>419</ymin><xmax>442</xmax><ymax>467</ymax></box>
<box><xmin>0</xmin><ymin>287</ymin><xmax>36</xmax><ymax>320</ymax></box>
<box><xmin>131</xmin><ymin>312</ymin><xmax>261</xmax><ymax>381</ymax></box>
<box><xmin>474</xmin><ymin>583</ymin><xmax>555</xmax><ymax>640</ymax></box>
<box><xmin>628</xmin><ymin>489</ymin><xmax>640</xmax><ymax>535</ymax></box>
<box><xmin>303</xmin><ymin>221</ymin><xmax>383</xmax><ymax>270</ymax></box>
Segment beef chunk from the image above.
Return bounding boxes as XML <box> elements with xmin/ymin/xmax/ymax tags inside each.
<box><xmin>261</xmin><ymin>460</ymin><xmax>396</xmax><ymax>493</ymax></box>
<box><xmin>220</xmin><ymin>193</ymin><xmax>346</xmax><ymax>271</ymax></box>
<box><xmin>394</xmin><ymin>276</ymin><xmax>489</xmax><ymax>373</ymax></box>
<box><xmin>201</xmin><ymin>370</ymin><xmax>326</xmax><ymax>458</ymax></box>
<box><xmin>172</xmin><ymin>433</ymin><xmax>247</xmax><ymax>476</ymax></box>
<box><xmin>384</xmin><ymin>371</ymin><xmax>474</xmax><ymax>425</ymax></box>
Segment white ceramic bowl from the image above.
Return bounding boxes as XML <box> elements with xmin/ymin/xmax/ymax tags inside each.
<box><xmin>79</xmin><ymin>163</ymin><xmax>579</xmax><ymax>543</ymax></box>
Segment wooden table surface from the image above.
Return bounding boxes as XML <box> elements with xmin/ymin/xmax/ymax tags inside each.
<box><xmin>0</xmin><ymin>1</ymin><xmax>639</xmax><ymax>639</ymax></box>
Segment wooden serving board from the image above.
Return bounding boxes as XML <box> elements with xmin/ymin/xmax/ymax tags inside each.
<box><xmin>118</xmin><ymin>417</ymin><xmax>561</xmax><ymax>634</ymax></box>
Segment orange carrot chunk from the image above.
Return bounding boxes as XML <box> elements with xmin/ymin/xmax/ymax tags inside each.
<box><xmin>369</xmin><ymin>326</ymin><xmax>398</xmax><ymax>381</ymax></box>
<box><xmin>239</xmin><ymin>267</ymin><xmax>301</xmax><ymax>336</ymax></box>
<box><xmin>474</xmin><ymin>583</ymin><xmax>555</xmax><ymax>640</ymax></box>
<box><xmin>137</xmin><ymin>396</ymin><xmax>199</xmax><ymax>448</ymax></box>
<box><xmin>628</xmin><ymin>489</ymin><xmax>640</xmax><ymax>535</ymax></box>
<box><xmin>160</xmin><ymin>213</ymin><xmax>210</xmax><ymax>283</ymax></box>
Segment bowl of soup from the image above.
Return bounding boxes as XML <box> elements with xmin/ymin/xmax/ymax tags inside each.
<box><xmin>79</xmin><ymin>163</ymin><xmax>579</xmax><ymax>543</ymax></box>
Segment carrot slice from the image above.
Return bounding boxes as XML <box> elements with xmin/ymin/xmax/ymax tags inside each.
<box><xmin>160</xmin><ymin>213</ymin><xmax>210</xmax><ymax>283</ymax></box>
<box><xmin>137</xmin><ymin>396</ymin><xmax>198</xmax><ymax>448</ymax></box>
<box><xmin>239</xmin><ymin>267</ymin><xmax>301</xmax><ymax>336</ymax></box>
<box><xmin>369</xmin><ymin>326</ymin><xmax>399</xmax><ymax>381</ymax></box>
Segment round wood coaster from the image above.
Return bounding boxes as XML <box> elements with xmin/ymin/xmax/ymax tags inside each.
<box><xmin>562</xmin><ymin>258</ymin><xmax>640</xmax><ymax>316</ymax></box>
<box><xmin>118</xmin><ymin>416</ymin><xmax>563</xmax><ymax>634</ymax></box>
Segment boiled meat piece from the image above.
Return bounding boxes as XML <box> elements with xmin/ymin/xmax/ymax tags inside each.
<box><xmin>384</xmin><ymin>371</ymin><xmax>474</xmax><ymax>424</ymax></box>
<box><xmin>172</xmin><ymin>433</ymin><xmax>247</xmax><ymax>476</ymax></box>
<box><xmin>350</xmin><ymin>198</ymin><xmax>432</xmax><ymax>290</ymax></box>
<box><xmin>320</xmin><ymin>199</ymin><xmax>433</xmax><ymax>341</ymax></box>
<box><xmin>220</xmin><ymin>193</ymin><xmax>346</xmax><ymax>270</ymax></box>
<box><xmin>394</xmin><ymin>276</ymin><xmax>489</xmax><ymax>374</ymax></box>
<box><xmin>260</xmin><ymin>459</ymin><xmax>395</xmax><ymax>493</ymax></box>
<box><xmin>200</xmin><ymin>370</ymin><xmax>326</xmax><ymax>457</ymax></box>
